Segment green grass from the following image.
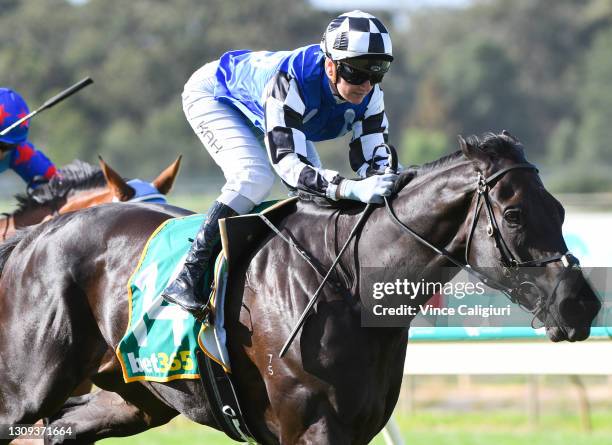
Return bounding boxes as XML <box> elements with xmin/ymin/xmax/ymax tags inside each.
<box><xmin>98</xmin><ymin>410</ymin><xmax>612</xmax><ymax>444</ymax></box>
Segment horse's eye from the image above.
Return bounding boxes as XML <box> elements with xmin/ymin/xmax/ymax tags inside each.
<box><xmin>504</xmin><ymin>208</ymin><xmax>522</xmax><ymax>226</ymax></box>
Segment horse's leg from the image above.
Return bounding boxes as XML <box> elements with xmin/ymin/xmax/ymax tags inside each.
<box><xmin>0</xmin><ymin>365</ymin><xmax>78</xmax><ymax>445</ymax></box>
<box><xmin>9</xmin><ymin>381</ymin><xmax>96</xmax><ymax>445</ymax></box>
<box><xmin>0</xmin><ymin>329</ymin><xmax>87</xmax><ymax>441</ymax></box>
<box><xmin>71</xmin><ymin>380</ymin><xmax>93</xmax><ymax>397</ymax></box>
<box><xmin>44</xmin><ymin>381</ymin><xmax>177</xmax><ymax>444</ymax></box>
<box><xmin>0</xmin><ymin>268</ymin><xmax>106</xmax><ymax>440</ymax></box>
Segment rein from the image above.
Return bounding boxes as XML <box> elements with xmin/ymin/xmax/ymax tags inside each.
<box><xmin>279</xmin><ymin>146</ymin><xmax>398</xmax><ymax>357</ymax></box>
<box><xmin>276</xmin><ymin>204</ymin><xmax>374</xmax><ymax>357</ymax></box>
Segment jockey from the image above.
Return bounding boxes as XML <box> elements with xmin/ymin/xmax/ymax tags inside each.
<box><xmin>0</xmin><ymin>88</ymin><xmax>58</xmax><ymax>188</ymax></box>
<box><xmin>163</xmin><ymin>10</ymin><xmax>399</xmax><ymax>320</ymax></box>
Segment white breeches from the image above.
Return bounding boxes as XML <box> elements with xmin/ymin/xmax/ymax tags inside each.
<box><xmin>182</xmin><ymin>61</ymin><xmax>320</xmax><ymax>213</ymax></box>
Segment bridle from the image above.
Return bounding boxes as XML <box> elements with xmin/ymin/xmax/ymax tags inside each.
<box><xmin>386</xmin><ymin>162</ymin><xmax>581</xmax><ymax>327</ymax></box>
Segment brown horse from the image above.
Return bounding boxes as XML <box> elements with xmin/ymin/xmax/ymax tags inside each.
<box><xmin>2</xmin><ymin>156</ymin><xmax>183</xmax><ymax>445</ymax></box>
<box><xmin>0</xmin><ymin>156</ymin><xmax>182</xmax><ymax>241</ymax></box>
<box><xmin>0</xmin><ymin>133</ymin><xmax>600</xmax><ymax>444</ymax></box>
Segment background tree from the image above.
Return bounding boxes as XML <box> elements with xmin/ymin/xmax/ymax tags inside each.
<box><xmin>0</xmin><ymin>0</ymin><xmax>609</xmax><ymax>192</ymax></box>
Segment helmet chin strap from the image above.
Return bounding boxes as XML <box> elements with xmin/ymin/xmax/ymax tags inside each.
<box><xmin>327</xmin><ymin>59</ymin><xmax>347</xmax><ymax>102</ymax></box>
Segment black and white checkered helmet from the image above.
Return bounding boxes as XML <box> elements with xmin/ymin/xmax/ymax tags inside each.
<box><xmin>320</xmin><ymin>10</ymin><xmax>393</xmax><ymax>62</ymax></box>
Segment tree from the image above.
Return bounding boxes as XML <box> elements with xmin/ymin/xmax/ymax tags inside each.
<box><xmin>575</xmin><ymin>28</ymin><xmax>612</xmax><ymax>165</ymax></box>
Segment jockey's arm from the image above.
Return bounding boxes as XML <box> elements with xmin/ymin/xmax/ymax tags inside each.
<box><xmin>264</xmin><ymin>72</ymin><xmax>343</xmax><ymax>200</ymax></box>
<box><xmin>348</xmin><ymin>85</ymin><xmax>391</xmax><ymax>177</ymax></box>
<box><xmin>9</xmin><ymin>142</ymin><xmax>58</xmax><ymax>188</ymax></box>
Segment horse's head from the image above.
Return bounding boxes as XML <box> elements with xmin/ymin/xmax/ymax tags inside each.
<box><xmin>1</xmin><ymin>156</ymin><xmax>183</xmax><ymax>240</ymax></box>
<box><xmin>55</xmin><ymin>155</ymin><xmax>182</xmax><ymax>214</ymax></box>
<box><xmin>459</xmin><ymin>131</ymin><xmax>600</xmax><ymax>341</ymax></box>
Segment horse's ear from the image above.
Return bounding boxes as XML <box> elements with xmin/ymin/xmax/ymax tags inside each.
<box><xmin>501</xmin><ymin>129</ymin><xmax>520</xmax><ymax>144</ymax></box>
<box><xmin>458</xmin><ymin>135</ymin><xmax>488</xmax><ymax>169</ymax></box>
<box><xmin>98</xmin><ymin>156</ymin><xmax>135</xmax><ymax>202</ymax></box>
<box><xmin>152</xmin><ymin>155</ymin><xmax>182</xmax><ymax>195</ymax></box>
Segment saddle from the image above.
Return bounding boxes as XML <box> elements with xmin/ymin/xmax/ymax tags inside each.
<box><xmin>116</xmin><ymin>198</ymin><xmax>297</xmax><ymax>442</ymax></box>
<box><xmin>198</xmin><ymin>197</ymin><xmax>298</xmax><ymax>443</ymax></box>
<box><xmin>219</xmin><ymin>197</ymin><xmax>297</xmax><ymax>268</ymax></box>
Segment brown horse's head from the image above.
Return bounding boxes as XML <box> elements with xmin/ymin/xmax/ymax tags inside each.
<box><xmin>0</xmin><ymin>156</ymin><xmax>182</xmax><ymax>239</ymax></box>
<box><xmin>55</xmin><ymin>155</ymin><xmax>182</xmax><ymax>214</ymax></box>
<box><xmin>459</xmin><ymin>131</ymin><xmax>600</xmax><ymax>341</ymax></box>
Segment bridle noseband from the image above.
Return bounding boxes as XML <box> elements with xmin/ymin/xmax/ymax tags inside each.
<box><xmin>386</xmin><ymin>162</ymin><xmax>581</xmax><ymax>327</ymax></box>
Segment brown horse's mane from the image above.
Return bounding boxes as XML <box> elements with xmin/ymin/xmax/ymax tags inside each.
<box><xmin>394</xmin><ymin>132</ymin><xmax>527</xmax><ymax>192</ymax></box>
<box><xmin>14</xmin><ymin>159</ymin><xmax>106</xmax><ymax>213</ymax></box>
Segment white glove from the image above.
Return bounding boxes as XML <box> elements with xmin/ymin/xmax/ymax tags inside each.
<box><xmin>338</xmin><ymin>173</ymin><xmax>398</xmax><ymax>204</ymax></box>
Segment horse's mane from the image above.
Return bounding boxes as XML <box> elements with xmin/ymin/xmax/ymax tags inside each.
<box><xmin>394</xmin><ymin>131</ymin><xmax>527</xmax><ymax>192</ymax></box>
<box><xmin>14</xmin><ymin>160</ymin><xmax>106</xmax><ymax>213</ymax></box>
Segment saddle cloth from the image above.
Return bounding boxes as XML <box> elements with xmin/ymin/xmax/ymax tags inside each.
<box><xmin>115</xmin><ymin>199</ymin><xmax>286</xmax><ymax>383</ymax></box>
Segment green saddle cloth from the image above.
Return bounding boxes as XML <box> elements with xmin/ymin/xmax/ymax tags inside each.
<box><xmin>115</xmin><ymin>201</ymin><xmax>276</xmax><ymax>382</ymax></box>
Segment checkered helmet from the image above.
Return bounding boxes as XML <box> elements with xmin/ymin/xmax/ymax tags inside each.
<box><xmin>321</xmin><ymin>10</ymin><xmax>393</xmax><ymax>62</ymax></box>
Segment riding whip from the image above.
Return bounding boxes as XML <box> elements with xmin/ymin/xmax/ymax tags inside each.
<box><xmin>0</xmin><ymin>77</ymin><xmax>94</xmax><ymax>149</ymax></box>
<box><xmin>279</xmin><ymin>145</ymin><xmax>398</xmax><ymax>358</ymax></box>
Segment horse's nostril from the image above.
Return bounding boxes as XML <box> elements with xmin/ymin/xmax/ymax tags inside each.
<box><xmin>558</xmin><ymin>296</ymin><xmax>600</xmax><ymax>326</ymax></box>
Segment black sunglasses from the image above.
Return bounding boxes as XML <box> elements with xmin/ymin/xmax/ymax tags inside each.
<box><xmin>336</xmin><ymin>59</ymin><xmax>390</xmax><ymax>85</ymax></box>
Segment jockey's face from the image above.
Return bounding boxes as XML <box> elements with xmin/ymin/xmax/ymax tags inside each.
<box><xmin>325</xmin><ymin>58</ymin><xmax>373</xmax><ymax>105</ymax></box>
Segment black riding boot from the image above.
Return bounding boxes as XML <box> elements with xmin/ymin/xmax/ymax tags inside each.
<box><xmin>161</xmin><ymin>201</ymin><xmax>237</xmax><ymax>321</ymax></box>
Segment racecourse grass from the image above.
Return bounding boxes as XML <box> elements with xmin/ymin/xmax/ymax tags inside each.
<box><xmin>98</xmin><ymin>410</ymin><xmax>612</xmax><ymax>445</ymax></box>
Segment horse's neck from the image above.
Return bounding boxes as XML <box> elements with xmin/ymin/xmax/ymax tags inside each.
<box><xmin>357</xmin><ymin>162</ymin><xmax>477</xmax><ymax>299</ymax></box>
<box><xmin>287</xmin><ymin>162</ymin><xmax>476</xmax><ymax>297</ymax></box>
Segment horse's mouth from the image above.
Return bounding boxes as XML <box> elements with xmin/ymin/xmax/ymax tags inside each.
<box><xmin>546</xmin><ymin>326</ymin><xmax>591</xmax><ymax>342</ymax></box>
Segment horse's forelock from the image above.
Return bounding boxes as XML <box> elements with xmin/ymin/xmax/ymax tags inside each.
<box><xmin>468</xmin><ymin>132</ymin><xmax>527</xmax><ymax>163</ymax></box>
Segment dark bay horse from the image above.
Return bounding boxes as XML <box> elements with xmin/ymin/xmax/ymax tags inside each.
<box><xmin>0</xmin><ymin>156</ymin><xmax>182</xmax><ymax>241</ymax></box>
<box><xmin>0</xmin><ymin>133</ymin><xmax>600</xmax><ymax>444</ymax></box>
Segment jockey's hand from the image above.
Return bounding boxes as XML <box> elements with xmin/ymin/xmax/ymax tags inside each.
<box><xmin>365</xmin><ymin>162</ymin><xmax>405</xmax><ymax>177</ymax></box>
<box><xmin>338</xmin><ymin>173</ymin><xmax>398</xmax><ymax>204</ymax></box>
